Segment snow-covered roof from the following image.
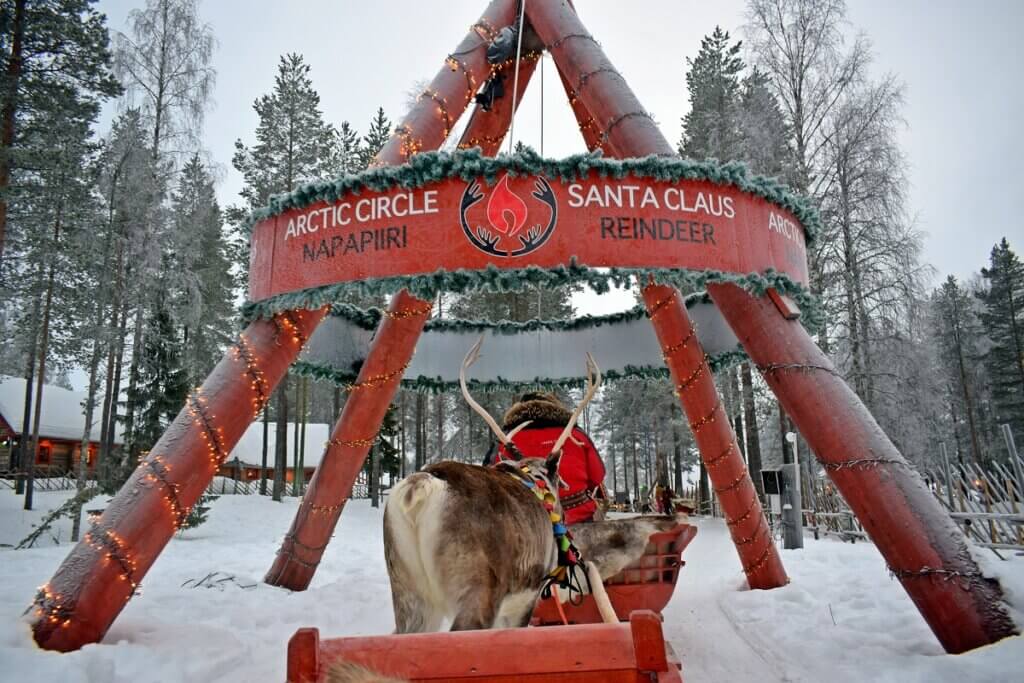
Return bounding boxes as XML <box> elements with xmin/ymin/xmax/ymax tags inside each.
<box><xmin>0</xmin><ymin>376</ymin><xmax>124</xmax><ymax>444</ymax></box>
<box><xmin>226</xmin><ymin>422</ymin><xmax>331</xmax><ymax>468</ymax></box>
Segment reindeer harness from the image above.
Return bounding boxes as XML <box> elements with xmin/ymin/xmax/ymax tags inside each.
<box><xmin>506</xmin><ymin>466</ymin><xmax>593</xmax><ymax>605</ymax></box>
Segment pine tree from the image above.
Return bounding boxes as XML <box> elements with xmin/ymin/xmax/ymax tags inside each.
<box><xmin>233</xmin><ymin>53</ymin><xmax>335</xmax><ymax>210</ymax></box>
<box><xmin>0</xmin><ymin>0</ymin><xmax>121</xmax><ymax>265</ymax></box>
<box><xmin>678</xmin><ymin>27</ymin><xmax>744</xmax><ymax>160</ymax></box>
<box><xmin>232</xmin><ymin>53</ymin><xmax>336</xmax><ymax>500</ymax></box>
<box><xmin>737</xmin><ymin>68</ymin><xmax>792</xmax><ymax>180</ymax></box>
<box><xmin>367</xmin><ymin>403</ymin><xmax>401</xmax><ymax>507</ymax></box>
<box><xmin>133</xmin><ymin>282</ymin><xmax>188</xmax><ymax>455</ymax></box>
<box><xmin>977</xmin><ymin>239</ymin><xmax>1024</xmax><ymax>444</ymax></box>
<box><xmin>359</xmin><ymin>107</ymin><xmax>392</xmax><ymax>169</ymax></box>
<box><xmin>7</xmin><ymin>94</ymin><xmax>104</xmax><ymax>508</ymax></box>
<box><xmin>169</xmin><ymin>154</ymin><xmax>236</xmax><ymax>387</ymax></box>
<box><xmin>932</xmin><ymin>277</ymin><xmax>989</xmax><ymax>464</ymax></box>
<box><xmin>324</xmin><ymin>121</ymin><xmax>362</xmax><ymax>177</ymax></box>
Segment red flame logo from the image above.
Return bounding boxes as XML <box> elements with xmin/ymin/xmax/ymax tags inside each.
<box><xmin>486</xmin><ymin>175</ymin><xmax>529</xmax><ymax>237</ymax></box>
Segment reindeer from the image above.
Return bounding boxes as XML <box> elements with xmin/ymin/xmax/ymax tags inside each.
<box><xmin>383</xmin><ymin>339</ymin><xmax>683</xmax><ymax>634</ymax></box>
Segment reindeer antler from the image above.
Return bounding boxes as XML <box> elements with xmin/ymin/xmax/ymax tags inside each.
<box><xmin>550</xmin><ymin>353</ymin><xmax>602</xmax><ymax>456</ymax></box>
<box><xmin>460</xmin><ymin>337</ymin><xmax>531</xmax><ymax>445</ymax></box>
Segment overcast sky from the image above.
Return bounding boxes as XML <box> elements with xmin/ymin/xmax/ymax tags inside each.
<box><xmin>95</xmin><ymin>0</ymin><xmax>1023</xmax><ymax>285</ymax></box>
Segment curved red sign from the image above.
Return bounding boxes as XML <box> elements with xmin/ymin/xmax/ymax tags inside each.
<box><xmin>248</xmin><ymin>171</ymin><xmax>809</xmax><ymax>302</ymax></box>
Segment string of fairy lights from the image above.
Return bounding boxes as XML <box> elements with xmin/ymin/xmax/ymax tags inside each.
<box><xmin>376</xmin><ymin>15</ymin><xmax>656</xmax><ymax>165</ymax></box>
<box><xmin>31</xmin><ymin>310</ymin><xmax>320</xmax><ymax>632</ymax></box>
<box><xmin>277</xmin><ymin>301</ymin><xmax>432</xmax><ymax>578</ymax></box>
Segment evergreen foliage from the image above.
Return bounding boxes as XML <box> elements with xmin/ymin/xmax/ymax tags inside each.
<box><xmin>169</xmin><ymin>154</ymin><xmax>236</xmax><ymax>386</ymax></box>
<box><xmin>931</xmin><ymin>276</ymin><xmax>989</xmax><ymax>465</ymax></box>
<box><xmin>133</xmin><ymin>284</ymin><xmax>188</xmax><ymax>455</ymax></box>
<box><xmin>359</xmin><ymin>107</ymin><xmax>392</xmax><ymax>169</ymax></box>
<box><xmin>977</xmin><ymin>239</ymin><xmax>1024</xmax><ymax>442</ymax></box>
<box><xmin>679</xmin><ymin>27</ymin><xmax>745</xmax><ymax>162</ymax></box>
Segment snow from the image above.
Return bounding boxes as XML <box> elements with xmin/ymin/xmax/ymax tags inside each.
<box><xmin>1</xmin><ymin>488</ymin><xmax>1022</xmax><ymax>682</ymax></box>
<box><xmin>226</xmin><ymin>422</ymin><xmax>331</xmax><ymax>468</ymax></box>
<box><xmin>0</xmin><ymin>376</ymin><xmax>123</xmax><ymax>444</ymax></box>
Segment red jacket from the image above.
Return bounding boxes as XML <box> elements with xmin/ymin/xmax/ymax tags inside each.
<box><xmin>496</xmin><ymin>426</ymin><xmax>605</xmax><ymax>524</ymax></box>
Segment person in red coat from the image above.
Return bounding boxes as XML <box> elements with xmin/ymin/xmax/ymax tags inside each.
<box><xmin>492</xmin><ymin>392</ymin><xmax>606</xmax><ymax>524</ymax></box>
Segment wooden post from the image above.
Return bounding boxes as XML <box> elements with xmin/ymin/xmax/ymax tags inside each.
<box><xmin>1003</xmin><ymin>424</ymin><xmax>1023</xmax><ymax>501</ymax></box>
<box><xmin>32</xmin><ymin>309</ymin><xmax>326</xmax><ymax>652</ymax></box>
<box><xmin>780</xmin><ymin>431</ymin><xmax>804</xmax><ymax>550</ymax></box>
<box><xmin>265</xmin><ymin>292</ymin><xmax>432</xmax><ymax>590</ymax></box>
<box><xmin>941</xmin><ymin>443</ymin><xmax>955</xmax><ymax>510</ymax></box>
<box><xmin>527</xmin><ymin>0</ymin><xmax>672</xmax><ymax>157</ymax></box>
<box><xmin>707</xmin><ymin>281</ymin><xmax>1018</xmax><ymax>653</ymax></box>
<box><xmin>642</xmin><ymin>282</ymin><xmax>787</xmax><ymax>589</ymax></box>
<box><xmin>375</xmin><ymin>0</ymin><xmax>519</xmax><ymax>165</ymax></box>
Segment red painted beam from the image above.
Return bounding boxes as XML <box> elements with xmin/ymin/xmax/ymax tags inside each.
<box><xmin>707</xmin><ymin>282</ymin><xmax>1018</xmax><ymax>652</ymax></box>
<box><xmin>643</xmin><ymin>283</ymin><xmax>787</xmax><ymax>589</ymax></box>
<box><xmin>265</xmin><ymin>291</ymin><xmax>432</xmax><ymax>589</ymax></box>
<box><xmin>555</xmin><ymin>62</ymin><xmax>615</xmax><ymax>155</ymax></box>
<box><xmin>375</xmin><ymin>0</ymin><xmax>520</xmax><ymax>165</ymax></box>
<box><xmin>458</xmin><ymin>32</ymin><xmax>540</xmax><ymax>155</ymax></box>
<box><xmin>286</xmin><ymin>611</ymin><xmax>681</xmax><ymax>682</ymax></box>
<box><xmin>527</xmin><ymin>0</ymin><xmax>673</xmax><ymax>157</ymax></box>
<box><xmin>32</xmin><ymin>309</ymin><xmax>326</xmax><ymax>651</ymax></box>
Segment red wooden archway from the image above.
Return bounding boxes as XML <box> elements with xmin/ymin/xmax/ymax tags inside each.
<box><xmin>31</xmin><ymin>0</ymin><xmax>1015</xmax><ymax>657</ymax></box>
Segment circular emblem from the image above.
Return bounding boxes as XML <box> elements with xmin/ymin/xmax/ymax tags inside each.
<box><xmin>459</xmin><ymin>174</ymin><xmax>558</xmax><ymax>257</ymax></box>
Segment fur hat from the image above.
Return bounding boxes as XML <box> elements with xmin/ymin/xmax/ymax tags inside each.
<box><xmin>502</xmin><ymin>392</ymin><xmax>572</xmax><ymax>430</ymax></box>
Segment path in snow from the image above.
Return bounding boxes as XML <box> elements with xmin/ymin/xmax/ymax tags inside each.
<box><xmin>663</xmin><ymin>517</ymin><xmax>788</xmax><ymax>682</ymax></box>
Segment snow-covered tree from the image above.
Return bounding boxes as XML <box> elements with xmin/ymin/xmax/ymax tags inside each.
<box><xmin>113</xmin><ymin>0</ymin><xmax>216</xmax><ymax>167</ymax></box>
<box><xmin>169</xmin><ymin>154</ymin><xmax>236</xmax><ymax>387</ymax></box>
<box><xmin>678</xmin><ymin>27</ymin><xmax>744</xmax><ymax>161</ymax></box>
<box><xmin>232</xmin><ymin>52</ymin><xmax>336</xmax><ymax>501</ymax></box>
<box><xmin>931</xmin><ymin>276</ymin><xmax>990</xmax><ymax>465</ymax></box>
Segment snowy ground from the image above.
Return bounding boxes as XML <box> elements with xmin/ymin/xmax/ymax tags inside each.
<box><xmin>1</xmin><ymin>488</ymin><xmax>1022</xmax><ymax>682</ymax></box>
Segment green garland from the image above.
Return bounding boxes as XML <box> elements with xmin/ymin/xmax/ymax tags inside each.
<box><xmin>291</xmin><ymin>349</ymin><xmax>751</xmax><ymax>394</ymax></box>
<box><xmin>326</xmin><ymin>292</ymin><xmax>713</xmax><ymax>335</ymax></box>
<box><xmin>241</xmin><ymin>261</ymin><xmax>823</xmax><ymax>332</ymax></box>
<box><xmin>243</xmin><ymin>148</ymin><xmax>820</xmax><ymax>243</ymax></box>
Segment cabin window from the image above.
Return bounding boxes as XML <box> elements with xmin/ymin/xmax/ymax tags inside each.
<box><xmin>36</xmin><ymin>444</ymin><xmax>51</xmax><ymax>465</ymax></box>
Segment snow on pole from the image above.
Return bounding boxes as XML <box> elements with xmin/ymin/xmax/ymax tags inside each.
<box><xmin>707</xmin><ymin>282</ymin><xmax>1019</xmax><ymax>654</ymax></box>
<box><xmin>643</xmin><ymin>282</ymin><xmax>788</xmax><ymax>590</ymax></box>
<box><xmin>31</xmin><ymin>308</ymin><xmax>326</xmax><ymax>651</ymax></box>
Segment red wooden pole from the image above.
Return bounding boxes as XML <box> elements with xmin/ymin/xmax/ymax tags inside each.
<box><xmin>31</xmin><ymin>309</ymin><xmax>326</xmax><ymax>652</ymax></box>
<box><xmin>555</xmin><ymin>63</ymin><xmax>615</xmax><ymax>155</ymax></box>
<box><xmin>375</xmin><ymin>0</ymin><xmax>519</xmax><ymax>165</ymax></box>
<box><xmin>527</xmin><ymin>0</ymin><xmax>672</xmax><ymax>157</ymax></box>
<box><xmin>642</xmin><ymin>283</ymin><xmax>787</xmax><ymax>589</ymax></box>
<box><xmin>265</xmin><ymin>291</ymin><xmax>432</xmax><ymax>589</ymax></box>
<box><xmin>266</xmin><ymin>0</ymin><xmax>519</xmax><ymax>590</ymax></box>
<box><xmin>458</xmin><ymin>41</ymin><xmax>539</xmax><ymax>155</ymax></box>
<box><xmin>707</xmin><ymin>282</ymin><xmax>1018</xmax><ymax>653</ymax></box>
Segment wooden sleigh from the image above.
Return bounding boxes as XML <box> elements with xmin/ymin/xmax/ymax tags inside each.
<box><xmin>285</xmin><ymin>524</ymin><xmax>696</xmax><ymax>682</ymax></box>
<box><xmin>287</xmin><ymin>610</ymin><xmax>682</xmax><ymax>682</ymax></box>
<box><xmin>532</xmin><ymin>522</ymin><xmax>698</xmax><ymax>625</ymax></box>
